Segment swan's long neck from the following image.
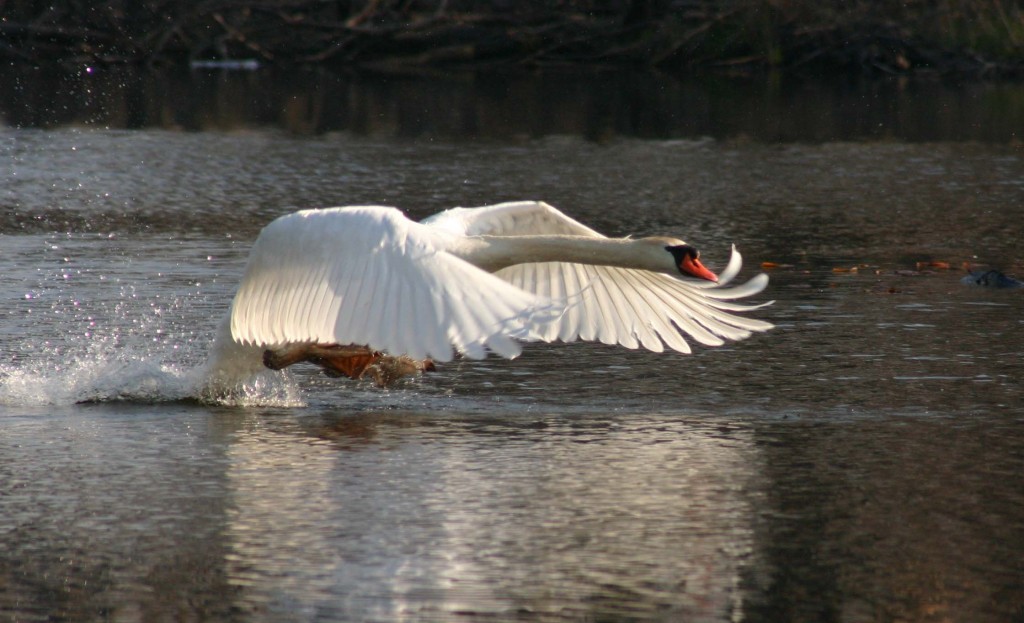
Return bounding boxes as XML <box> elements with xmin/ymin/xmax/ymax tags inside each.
<box><xmin>451</xmin><ymin>235</ymin><xmax>676</xmax><ymax>274</ymax></box>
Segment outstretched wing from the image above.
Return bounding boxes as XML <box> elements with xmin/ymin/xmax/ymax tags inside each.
<box><xmin>425</xmin><ymin>201</ymin><xmax>773</xmax><ymax>353</ymax></box>
<box><xmin>423</xmin><ymin>200</ymin><xmax>603</xmax><ymax>238</ymax></box>
<box><xmin>229</xmin><ymin>206</ymin><xmax>559</xmax><ymax>362</ymax></box>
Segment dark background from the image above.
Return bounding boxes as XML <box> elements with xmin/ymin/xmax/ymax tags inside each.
<box><xmin>3</xmin><ymin>0</ymin><xmax>1023</xmax><ymax>77</ymax></box>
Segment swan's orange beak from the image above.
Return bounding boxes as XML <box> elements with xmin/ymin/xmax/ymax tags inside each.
<box><xmin>681</xmin><ymin>255</ymin><xmax>718</xmax><ymax>282</ymax></box>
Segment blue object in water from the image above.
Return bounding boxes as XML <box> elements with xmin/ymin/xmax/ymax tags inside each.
<box><xmin>961</xmin><ymin>269</ymin><xmax>1024</xmax><ymax>288</ymax></box>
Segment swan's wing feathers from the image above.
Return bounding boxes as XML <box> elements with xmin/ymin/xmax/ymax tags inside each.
<box><xmin>230</xmin><ymin>206</ymin><xmax>558</xmax><ymax>362</ymax></box>
<box><xmin>423</xmin><ymin>201</ymin><xmax>605</xmax><ymax>238</ymax></box>
<box><xmin>496</xmin><ymin>246</ymin><xmax>773</xmax><ymax>354</ymax></box>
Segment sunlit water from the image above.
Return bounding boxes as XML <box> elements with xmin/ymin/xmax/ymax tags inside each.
<box><xmin>2</xmin><ymin>72</ymin><xmax>1023</xmax><ymax>622</ymax></box>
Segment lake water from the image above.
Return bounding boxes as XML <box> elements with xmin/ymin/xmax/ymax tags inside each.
<box><xmin>2</xmin><ymin>67</ymin><xmax>1023</xmax><ymax>622</ymax></box>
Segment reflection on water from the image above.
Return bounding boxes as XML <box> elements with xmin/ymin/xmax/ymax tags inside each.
<box><xmin>0</xmin><ymin>407</ymin><xmax>240</xmax><ymax>622</ymax></box>
<box><xmin>4</xmin><ymin>406</ymin><xmax>1022</xmax><ymax>621</ymax></box>
<box><xmin>2</xmin><ymin>65</ymin><xmax>1024</xmax><ymax>142</ymax></box>
<box><xmin>1</xmin><ymin>91</ymin><xmax>1023</xmax><ymax>621</ymax></box>
<box><xmin>223</xmin><ymin>413</ymin><xmax>760</xmax><ymax>620</ymax></box>
<box><xmin>751</xmin><ymin>415</ymin><xmax>1024</xmax><ymax>622</ymax></box>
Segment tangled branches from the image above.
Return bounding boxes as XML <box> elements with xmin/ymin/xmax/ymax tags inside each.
<box><xmin>2</xmin><ymin>1</ymin><xmax>1022</xmax><ymax>77</ymax></box>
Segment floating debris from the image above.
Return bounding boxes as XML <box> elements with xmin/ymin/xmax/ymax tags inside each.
<box><xmin>832</xmin><ymin>264</ymin><xmax>871</xmax><ymax>273</ymax></box>
<box><xmin>189</xmin><ymin>59</ymin><xmax>261</xmax><ymax>71</ymax></box>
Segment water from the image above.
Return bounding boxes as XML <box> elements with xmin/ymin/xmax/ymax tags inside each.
<box><xmin>2</xmin><ymin>69</ymin><xmax>1024</xmax><ymax>622</ymax></box>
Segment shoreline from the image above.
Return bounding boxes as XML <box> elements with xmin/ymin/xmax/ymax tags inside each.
<box><xmin>2</xmin><ymin>3</ymin><xmax>1023</xmax><ymax>79</ymax></box>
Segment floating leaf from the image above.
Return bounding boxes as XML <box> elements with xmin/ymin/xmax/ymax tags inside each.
<box><xmin>916</xmin><ymin>261</ymin><xmax>951</xmax><ymax>269</ymax></box>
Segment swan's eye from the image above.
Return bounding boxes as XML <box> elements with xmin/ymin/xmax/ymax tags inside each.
<box><xmin>667</xmin><ymin>244</ymin><xmax>717</xmax><ymax>282</ymax></box>
<box><xmin>665</xmin><ymin>244</ymin><xmax>699</xmax><ymax>262</ymax></box>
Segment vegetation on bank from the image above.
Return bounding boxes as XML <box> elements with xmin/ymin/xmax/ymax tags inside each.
<box><xmin>2</xmin><ymin>1</ymin><xmax>1022</xmax><ymax>77</ymax></box>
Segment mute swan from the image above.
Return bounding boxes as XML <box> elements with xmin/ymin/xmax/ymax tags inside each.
<box><xmin>202</xmin><ymin>201</ymin><xmax>772</xmax><ymax>388</ymax></box>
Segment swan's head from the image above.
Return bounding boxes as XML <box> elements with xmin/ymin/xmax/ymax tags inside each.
<box><xmin>663</xmin><ymin>242</ymin><xmax>718</xmax><ymax>282</ymax></box>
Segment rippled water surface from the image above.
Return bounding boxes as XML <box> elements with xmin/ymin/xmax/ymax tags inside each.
<box><xmin>2</xmin><ymin>70</ymin><xmax>1023</xmax><ymax>622</ymax></box>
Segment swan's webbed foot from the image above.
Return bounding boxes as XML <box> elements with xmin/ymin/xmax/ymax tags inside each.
<box><xmin>262</xmin><ymin>344</ymin><xmax>434</xmax><ymax>387</ymax></box>
<box><xmin>364</xmin><ymin>356</ymin><xmax>436</xmax><ymax>387</ymax></box>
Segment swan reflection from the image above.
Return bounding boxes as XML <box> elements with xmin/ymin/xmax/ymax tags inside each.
<box><xmin>221</xmin><ymin>412</ymin><xmax>763</xmax><ymax>620</ymax></box>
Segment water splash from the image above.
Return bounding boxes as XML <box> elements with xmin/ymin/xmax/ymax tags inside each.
<box><xmin>0</xmin><ymin>245</ymin><xmax>305</xmax><ymax>408</ymax></box>
<box><xmin>1</xmin><ymin>355</ymin><xmax>188</xmax><ymax>406</ymax></box>
<box><xmin>0</xmin><ymin>349</ymin><xmax>304</xmax><ymax>408</ymax></box>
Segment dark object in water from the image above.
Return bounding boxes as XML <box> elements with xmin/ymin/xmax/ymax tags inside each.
<box><xmin>190</xmin><ymin>59</ymin><xmax>260</xmax><ymax>71</ymax></box>
<box><xmin>961</xmin><ymin>270</ymin><xmax>1024</xmax><ymax>288</ymax></box>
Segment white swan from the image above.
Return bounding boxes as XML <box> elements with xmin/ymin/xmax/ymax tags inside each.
<box><xmin>201</xmin><ymin>201</ymin><xmax>772</xmax><ymax>388</ymax></box>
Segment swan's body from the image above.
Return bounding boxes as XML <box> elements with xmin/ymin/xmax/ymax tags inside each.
<box><xmin>203</xmin><ymin>201</ymin><xmax>772</xmax><ymax>388</ymax></box>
